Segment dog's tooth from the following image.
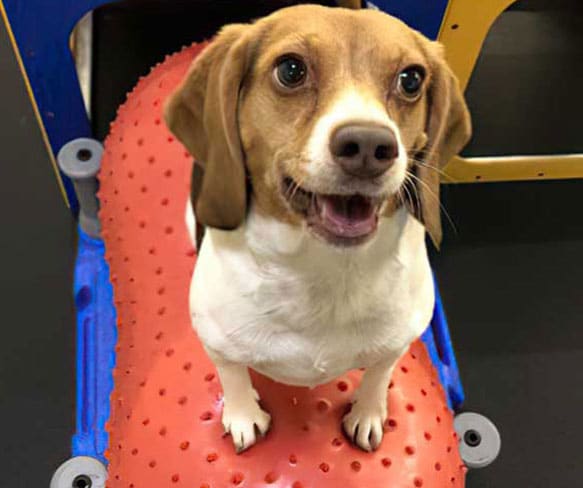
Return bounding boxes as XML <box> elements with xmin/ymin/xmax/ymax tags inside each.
<box><xmin>317</xmin><ymin>195</ymin><xmax>327</xmax><ymax>217</ymax></box>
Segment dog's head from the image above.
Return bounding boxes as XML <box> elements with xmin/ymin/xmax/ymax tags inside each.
<box><xmin>165</xmin><ymin>5</ymin><xmax>471</xmax><ymax>248</ymax></box>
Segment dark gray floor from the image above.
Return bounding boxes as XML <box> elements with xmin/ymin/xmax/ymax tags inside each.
<box><xmin>464</xmin><ymin>0</ymin><xmax>583</xmax><ymax>156</ymax></box>
<box><xmin>434</xmin><ymin>183</ymin><xmax>583</xmax><ymax>486</ymax></box>
<box><xmin>1</xmin><ymin>2</ymin><xmax>583</xmax><ymax>487</ymax></box>
<box><xmin>0</xmin><ymin>19</ymin><xmax>76</xmax><ymax>488</ymax></box>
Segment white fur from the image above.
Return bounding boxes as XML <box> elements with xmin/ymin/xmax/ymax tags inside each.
<box><xmin>191</xmin><ymin>206</ymin><xmax>433</xmax><ymax>387</ymax></box>
<box><xmin>186</xmin><ymin>198</ymin><xmax>196</xmax><ymax>247</ymax></box>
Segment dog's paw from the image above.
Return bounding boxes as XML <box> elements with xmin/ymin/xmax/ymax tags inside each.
<box><xmin>222</xmin><ymin>399</ymin><xmax>271</xmax><ymax>453</ymax></box>
<box><xmin>342</xmin><ymin>399</ymin><xmax>387</xmax><ymax>452</ymax></box>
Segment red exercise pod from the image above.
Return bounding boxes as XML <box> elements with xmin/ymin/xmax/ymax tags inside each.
<box><xmin>98</xmin><ymin>43</ymin><xmax>466</xmax><ymax>488</ymax></box>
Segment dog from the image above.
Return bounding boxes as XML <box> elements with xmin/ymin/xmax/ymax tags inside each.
<box><xmin>164</xmin><ymin>4</ymin><xmax>471</xmax><ymax>453</ymax></box>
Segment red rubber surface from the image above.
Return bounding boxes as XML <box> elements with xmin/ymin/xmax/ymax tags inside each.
<box><xmin>99</xmin><ymin>43</ymin><xmax>466</xmax><ymax>488</ymax></box>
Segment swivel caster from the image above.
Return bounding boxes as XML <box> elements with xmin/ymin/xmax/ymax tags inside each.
<box><xmin>50</xmin><ymin>456</ymin><xmax>107</xmax><ymax>488</ymax></box>
<box><xmin>454</xmin><ymin>412</ymin><xmax>501</xmax><ymax>469</ymax></box>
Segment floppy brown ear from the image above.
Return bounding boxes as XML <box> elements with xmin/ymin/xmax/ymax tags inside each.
<box><xmin>336</xmin><ymin>0</ymin><xmax>362</xmax><ymax>9</ymax></box>
<box><xmin>416</xmin><ymin>44</ymin><xmax>472</xmax><ymax>248</ymax></box>
<box><xmin>164</xmin><ymin>25</ymin><xmax>252</xmax><ymax>230</ymax></box>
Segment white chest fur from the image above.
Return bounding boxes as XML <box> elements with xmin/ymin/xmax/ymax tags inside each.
<box><xmin>189</xmin><ymin>205</ymin><xmax>434</xmax><ymax>388</ymax></box>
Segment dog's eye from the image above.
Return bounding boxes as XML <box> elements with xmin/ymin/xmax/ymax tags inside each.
<box><xmin>275</xmin><ymin>56</ymin><xmax>307</xmax><ymax>88</ymax></box>
<box><xmin>397</xmin><ymin>66</ymin><xmax>425</xmax><ymax>99</ymax></box>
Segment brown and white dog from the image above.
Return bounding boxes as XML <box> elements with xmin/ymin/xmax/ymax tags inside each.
<box><xmin>165</xmin><ymin>4</ymin><xmax>471</xmax><ymax>453</ymax></box>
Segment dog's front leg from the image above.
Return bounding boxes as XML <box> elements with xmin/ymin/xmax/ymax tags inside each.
<box><xmin>216</xmin><ymin>361</ymin><xmax>271</xmax><ymax>452</ymax></box>
<box><xmin>342</xmin><ymin>359</ymin><xmax>397</xmax><ymax>452</ymax></box>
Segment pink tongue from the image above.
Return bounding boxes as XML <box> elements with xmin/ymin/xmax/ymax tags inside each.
<box><xmin>318</xmin><ymin>195</ymin><xmax>376</xmax><ymax>238</ymax></box>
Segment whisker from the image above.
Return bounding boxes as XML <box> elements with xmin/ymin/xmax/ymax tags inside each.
<box><xmin>405</xmin><ymin>174</ymin><xmax>421</xmax><ymax>219</ymax></box>
<box><xmin>397</xmin><ymin>186</ymin><xmax>406</xmax><ymax>209</ymax></box>
<box><xmin>285</xmin><ymin>180</ymin><xmax>298</xmax><ymax>200</ymax></box>
<box><xmin>407</xmin><ymin>147</ymin><xmax>434</xmax><ymax>158</ymax></box>
<box><xmin>401</xmin><ymin>177</ymin><xmax>417</xmax><ymax>218</ymax></box>
<box><xmin>406</xmin><ymin>170</ymin><xmax>457</xmax><ymax>235</ymax></box>
<box><xmin>408</xmin><ymin>157</ymin><xmax>454</xmax><ymax>182</ymax></box>
<box><xmin>290</xmin><ymin>180</ymin><xmax>301</xmax><ymax>200</ymax></box>
<box><xmin>294</xmin><ymin>172</ymin><xmax>311</xmax><ymax>201</ymax></box>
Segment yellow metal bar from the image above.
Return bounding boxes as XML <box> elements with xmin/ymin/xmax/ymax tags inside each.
<box><xmin>444</xmin><ymin>154</ymin><xmax>583</xmax><ymax>183</ymax></box>
<box><xmin>437</xmin><ymin>0</ymin><xmax>583</xmax><ymax>183</ymax></box>
<box><xmin>0</xmin><ymin>0</ymin><xmax>70</xmax><ymax>207</ymax></box>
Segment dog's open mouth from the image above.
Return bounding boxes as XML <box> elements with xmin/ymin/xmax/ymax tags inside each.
<box><xmin>282</xmin><ymin>177</ymin><xmax>383</xmax><ymax>246</ymax></box>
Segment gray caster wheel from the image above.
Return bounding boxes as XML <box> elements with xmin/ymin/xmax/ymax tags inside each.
<box><xmin>454</xmin><ymin>412</ymin><xmax>501</xmax><ymax>469</ymax></box>
<box><xmin>57</xmin><ymin>138</ymin><xmax>103</xmax><ymax>238</ymax></box>
<box><xmin>50</xmin><ymin>456</ymin><xmax>107</xmax><ymax>488</ymax></box>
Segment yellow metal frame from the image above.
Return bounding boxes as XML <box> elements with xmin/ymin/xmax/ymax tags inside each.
<box><xmin>438</xmin><ymin>0</ymin><xmax>583</xmax><ymax>183</ymax></box>
<box><xmin>0</xmin><ymin>0</ymin><xmax>69</xmax><ymax>205</ymax></box>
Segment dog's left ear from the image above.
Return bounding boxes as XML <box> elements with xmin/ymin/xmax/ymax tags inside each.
<box><xmin>164</xmin><ymin>25</ymin><xmax>252</xmax><ymax>230</ymax></box>
<box><xmin>416</xmin><ymin>42</ymin><xmax>472</xmax><ymax>249</ymax></box>
<box><xmin>336</xmin><ymin>0</ymin><xmax>362</xmax><ymax>8</ymax></box>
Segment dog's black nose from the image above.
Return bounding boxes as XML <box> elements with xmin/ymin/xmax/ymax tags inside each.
<box><xmin>330</xmin><ymin>124</ymin><xmax>399</xmax><ymax>178</ymax></box>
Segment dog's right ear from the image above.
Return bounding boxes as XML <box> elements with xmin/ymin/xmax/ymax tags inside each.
<box><xmin>164</xmin><ymin>25</ymin><xmax>251</xmax><ymax>230</ymax></box>
<box><xmin>417</xmin><ymin>44</ymin><xmax>471</xmax><ymax>249</ymax></box>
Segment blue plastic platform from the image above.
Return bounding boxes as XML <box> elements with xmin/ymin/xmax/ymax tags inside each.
<box><xmin>367</xmin><ymin>0</ymin><xmax>449</xmax><ymax>40</ymax></box>
<box><xmin>421</xmin><ymin>276</ymin><xmax>465</xmax><ymax>409</ymax></box>
<box><xmin>71</xmin><ymin>228</ymin><xmax>117</xmax><ymax>464</ymax></box>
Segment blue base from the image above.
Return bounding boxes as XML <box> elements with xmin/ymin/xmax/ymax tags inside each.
<box><xmin>420</xmin><ymin>276</ymin><xmax>465</xmax><ymax>409</ymax></box>
<box><xmin>368</xmin><ymin>0</ymin><xmax>449</xmax><ymax>40</ymax></box>
<box><xmin>71</xmin><ymin>228</ymin><xmax>117</xmax><ymax>464</ymax></box>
